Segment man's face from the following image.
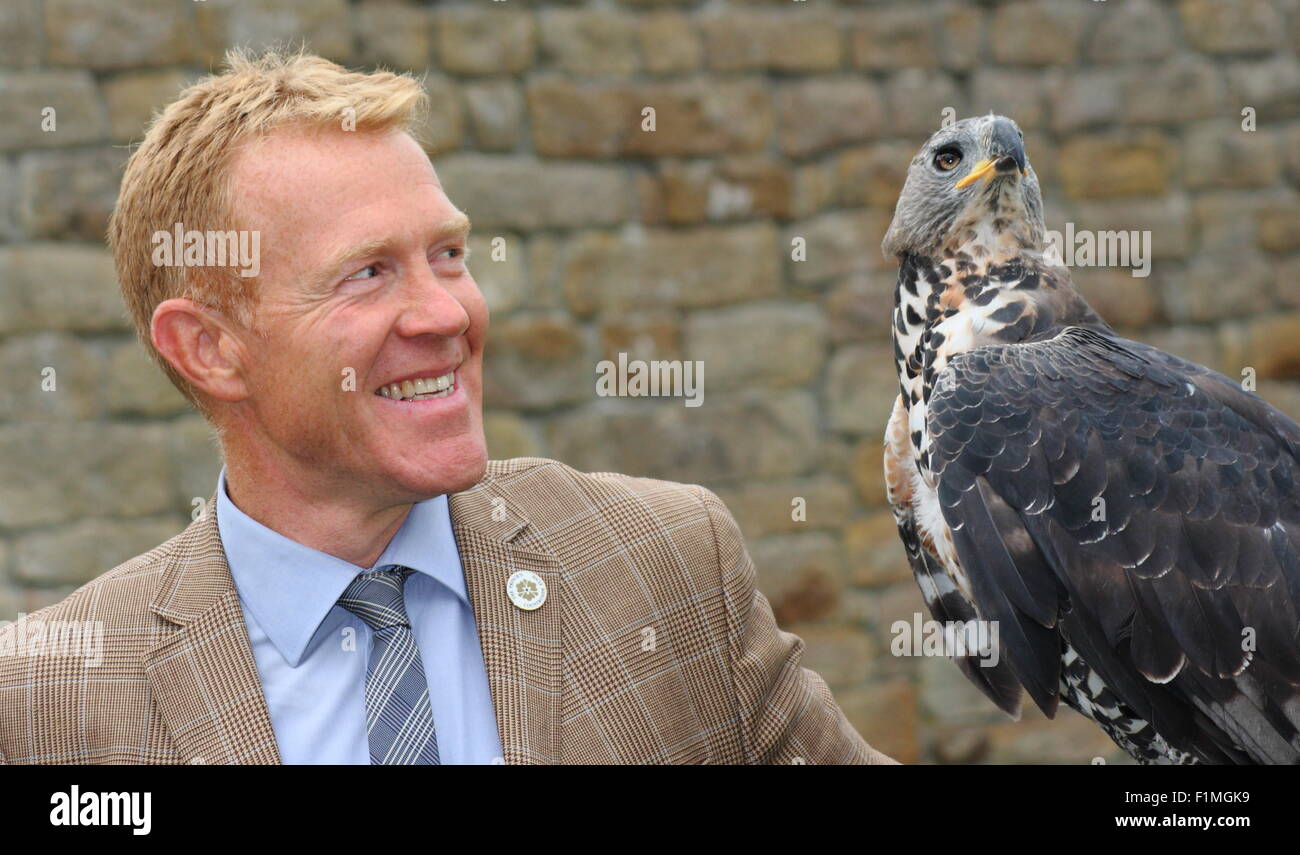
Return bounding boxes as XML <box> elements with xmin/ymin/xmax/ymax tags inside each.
<box><xmin>225</xmin><ymin>127</ymin><xmax>488</xmax><ymax>505</ymax></box>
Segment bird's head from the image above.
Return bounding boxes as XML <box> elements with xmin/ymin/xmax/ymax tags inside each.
<box><xmin>882</xmin><ymin>114</ymin><xmax>1045</xmax><ymax>260</ymax></box>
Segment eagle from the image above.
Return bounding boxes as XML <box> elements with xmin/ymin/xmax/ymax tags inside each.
<box><xmin>881</xmin><ymin>113</ymin><xmax>1300</xmax><ymax>764</ymax></box>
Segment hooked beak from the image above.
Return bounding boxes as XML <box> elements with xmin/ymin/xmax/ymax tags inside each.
<box><xmin>956</xmin><ymin>119</ymin><xmax>1029</xmax><ymax>189</ymax></box>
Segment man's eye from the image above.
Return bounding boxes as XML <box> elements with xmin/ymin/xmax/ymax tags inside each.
<box><xmin>934</xmin><ymin>149</ymin><xmax>962</xmax><ymax>171</ymax></box>
<box><xmin>343</xmin><ymin>264</ymin><xmax>380</xmax><ymax>282</ymax></box>
<box><xmin>434</xmin><ymin>246</ymin><xmax>469</xmax><ymax>265</ymax></box>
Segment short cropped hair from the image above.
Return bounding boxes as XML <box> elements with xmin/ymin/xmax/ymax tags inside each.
<box><xmin>107</xmin><ymin>47</ymin><xmax>429</xmax><ymax>413</ymax></box>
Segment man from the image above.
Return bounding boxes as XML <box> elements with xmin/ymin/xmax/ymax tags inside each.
<box><xmin>0</xmin><ymin>50</ymin><xmax>894</xmax><ymax>765</ymax></box>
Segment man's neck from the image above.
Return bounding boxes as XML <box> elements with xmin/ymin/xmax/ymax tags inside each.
<box><xmin>222</xmin><ymin>456</ymin><xmax>414</xmax><ymax>570</ymax></box>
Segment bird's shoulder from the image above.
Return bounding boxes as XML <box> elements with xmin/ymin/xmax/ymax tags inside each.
<box><xmin>933</xmin><ymin>324</ymin><xmax>1300</xmax><ymax>464</ymax></box>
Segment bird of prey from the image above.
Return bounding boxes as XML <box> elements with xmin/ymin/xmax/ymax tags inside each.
<box><xmin>881</xmin><ymin>113</ymin><xmax>1300</xmax><ymax>764</ymax></box>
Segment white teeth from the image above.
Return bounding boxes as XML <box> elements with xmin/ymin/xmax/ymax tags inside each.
<box><xmin>375</xmin><ymin>370</ymin><xmax>457</xmax><ymax>401</ymax></box>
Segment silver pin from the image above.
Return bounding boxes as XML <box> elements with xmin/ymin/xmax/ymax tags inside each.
<box><xmin>507</xmin><ymin>570</ymin><xmax>546</xmax><ymax>611</ymax></box>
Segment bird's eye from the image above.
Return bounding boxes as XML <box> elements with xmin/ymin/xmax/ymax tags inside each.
<box><xmin>933</xmin><ymin>148</ymin><xmax>962</xmax><ymax>171</ymax></box>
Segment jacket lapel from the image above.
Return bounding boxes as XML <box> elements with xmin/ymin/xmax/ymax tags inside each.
<box><xmin>450</xmin><ymin>478</ymin><xmax>564</xmax><ymax>765</ymax></box>
<box><xmin>142</xmin><ymin>473</ymin><xmax>564</xmax><ymax>766</ymax></box>
<box><xmin>144</xmin><ymin>493</ymin><xmax>281</xmax><ymax>764</ymax></box>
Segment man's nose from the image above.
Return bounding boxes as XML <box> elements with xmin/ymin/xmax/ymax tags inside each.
<box><xmin>394</xmin><ymin>264</ymin><xmax>471</xmax><ymax>338</ymax></box>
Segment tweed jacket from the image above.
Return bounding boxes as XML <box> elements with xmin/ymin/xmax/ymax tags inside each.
<box><xmin>0</xmin><ymin>457</ymin><xmax>895</xmax><ymax>765</ymax></box>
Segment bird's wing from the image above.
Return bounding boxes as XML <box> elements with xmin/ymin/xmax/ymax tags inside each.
<box><xmin>886</xmin><ymin>467</ymin><xmax>1027</xmax><ymax>717</ymax></box>
<box><xmin>928</xmin><ymin>325</ymin><xmax>1300</xmax><ymax>763</ymax></box>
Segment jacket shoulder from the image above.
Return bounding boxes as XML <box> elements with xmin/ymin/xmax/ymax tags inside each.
<box><xmin>3</xmin><ymin>524</ymin><xmax>186</xmax><ymax>630</ymax></box>
<box><xmin>0</xmin><ymin>521</ymin><xmax>188</xmax><ymax>763</ymax></box>
<box><xmin>484</xmin><ymin>457</ymin><xmax>714</xmax><ymax>526</ymax></box>
<box><xmin>0</xmin><ymin>523</ymin><xmax>185</xmax><ymax>684</ymax></box>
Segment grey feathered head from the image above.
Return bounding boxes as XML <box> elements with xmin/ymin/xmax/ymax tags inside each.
<box><xmin>881</xmin><ymin>114</ymin><xmax>1045</xmax><ymax>259</ymax></box>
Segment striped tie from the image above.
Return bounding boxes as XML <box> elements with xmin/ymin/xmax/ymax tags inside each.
<box><xmin>337</xmin><ymin>567</ymin><xmax>440</xmax><ymax>765</ymax></box>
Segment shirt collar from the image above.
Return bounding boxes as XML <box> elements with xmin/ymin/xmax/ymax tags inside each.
<box><xmin>215</xmin><ymin>466</ymin><xmax>469</xmax><ymax>667</ymax></box>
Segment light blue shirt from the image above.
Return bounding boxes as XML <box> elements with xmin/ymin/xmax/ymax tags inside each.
<box><xmin>215</xmin><ymin>468</ymin><xmax>503</xmax><ymax>764</ymax></box>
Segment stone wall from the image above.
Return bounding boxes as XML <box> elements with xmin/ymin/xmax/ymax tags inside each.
<box><xmin>1</xmin><ymin>0</ymin><xmax>1297</xmax><ymax>764</ymax></box>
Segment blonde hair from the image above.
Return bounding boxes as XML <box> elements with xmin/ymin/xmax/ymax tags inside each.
<box><xmin>108</xmin><ymin>47</ymin><xmax>429</xmax><ymax>414</ymax></box>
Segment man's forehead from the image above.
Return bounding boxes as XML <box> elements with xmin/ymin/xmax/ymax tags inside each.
<box><xmin>234</xmin><ymin>123</ymin><xmax>429</xmax><ymax>164</ymax></box>
<box><xmin>230</xmin><ymin>126</ymin><xmax>439</xmax><ymax>213</ymax></box>
<box><xmin>233</xmin><ymin>124</ymin><xmax>452</xmax><ymax>229</ymax></box>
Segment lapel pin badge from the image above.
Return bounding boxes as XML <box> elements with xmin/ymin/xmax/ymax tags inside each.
<box><xmin>507</xmin><ymin>570</ymin><xmax>546</xmax><ymax>611</ymax></box>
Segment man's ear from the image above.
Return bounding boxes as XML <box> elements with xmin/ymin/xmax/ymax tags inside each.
<box><xmin>150</xmin><ymin>298</ymin><xmax>252</xmax><ymax>404</ymax></box>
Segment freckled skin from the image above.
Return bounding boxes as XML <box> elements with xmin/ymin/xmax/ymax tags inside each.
<box><xmin>155</xmin><ymin>128</ymin><xmax>489</xmax><ymax>567</ymax></box>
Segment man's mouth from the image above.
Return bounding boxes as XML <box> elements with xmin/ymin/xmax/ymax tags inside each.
<box><xmin>375</xmin><ymin>369</ymin><xmax>457</xmax><ymax>402</ymax></box>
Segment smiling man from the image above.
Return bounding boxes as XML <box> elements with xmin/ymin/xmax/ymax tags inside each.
<box><xmin>0</xmin><ymin>50</ymin><xmax>895</xmax><ymax>766</ymax></box>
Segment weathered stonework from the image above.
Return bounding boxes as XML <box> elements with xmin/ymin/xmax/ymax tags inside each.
<box><xmin>3</xmin><ymin>0</ymin><xmax>1297</xmax><ymax>766</ymax></box>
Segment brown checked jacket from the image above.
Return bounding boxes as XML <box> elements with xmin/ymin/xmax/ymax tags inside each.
<box><xmin>0</xmin><ymin>458</ymin><xmax>896</xmax><ymax>765</ymax></box>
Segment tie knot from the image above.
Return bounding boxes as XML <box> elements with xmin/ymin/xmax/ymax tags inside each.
<box><xmin>338</xmin><ymin>567</ymin><xmax>414</xmax><ymax>631</ymax></box>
